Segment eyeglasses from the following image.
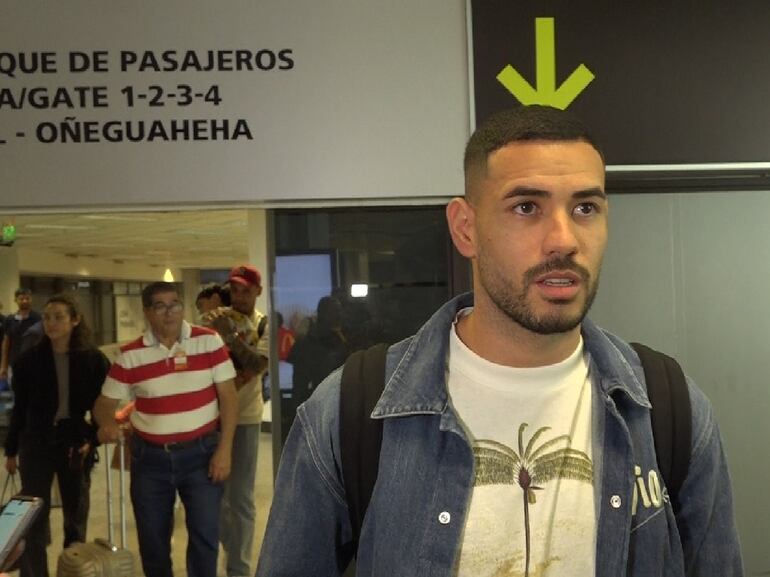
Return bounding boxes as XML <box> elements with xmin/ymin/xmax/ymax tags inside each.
<box><xmin>150</xmin><ymin>301</ymin><xmax>183</xmax><ymax>314</ymax></box>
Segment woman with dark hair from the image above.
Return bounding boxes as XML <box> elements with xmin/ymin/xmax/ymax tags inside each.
<box><xmin>3</xmin><ymin>293</ymin><xmax>110</xmax><ymax>577</ymax></box>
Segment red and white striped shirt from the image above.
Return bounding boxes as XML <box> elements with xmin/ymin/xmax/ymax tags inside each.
<box><xmin>102</xmin><ymin>321</ymin><xmax>236</xmax><ymax>444</ymax></box>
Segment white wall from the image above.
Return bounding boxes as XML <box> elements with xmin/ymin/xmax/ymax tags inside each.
<box><xmin>0</xmin><ymin>248</ymin><xmax>19</xmax><ymax>314</ymax></box>
<box><xmin>246</xmin><ymin>209</ymin><xmax>269</xmax><ymax>315</ymax></box>
<box><xmin>181</xmin><ymin>268</ymin><xmax>202</xmax><ymax>324</ymax></box>
<box><xmin>114</xmin><ymin>294</ymin><xmax>145</xmax><ymax>343</ymax></box>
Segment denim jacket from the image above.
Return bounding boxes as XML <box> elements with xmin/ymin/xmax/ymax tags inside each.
<box><xmin>258</xmin><ymin>294</ymin><xmax>743</xmax><ymax>576</ymax></box>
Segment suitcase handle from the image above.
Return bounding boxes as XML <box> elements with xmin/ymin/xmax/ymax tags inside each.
<box><xmin>104</xmin><ymin>434</ymin><xmax>128</xmax><ymax>549</ymax></box>
<box><xmin>94</xmin><ymin>538</ymin><xmax>118</xmax><ymax>552</ymax></box>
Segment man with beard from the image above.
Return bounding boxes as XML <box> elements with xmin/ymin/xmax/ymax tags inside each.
<box><xmin>256</xmin><ymin>106</ymin><xmax>743</xmax><ymax>577</ymax></box>
<box><xmin>203</xmin><ymin>265</ymin><xmax>268</xmax><ymax>577</ymax></box>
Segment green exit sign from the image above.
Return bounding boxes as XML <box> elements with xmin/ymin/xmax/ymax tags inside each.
<box><xmin>2</xmin><ymin>224</ymin><xmax>15</xmax><ymax>244</ymax></box>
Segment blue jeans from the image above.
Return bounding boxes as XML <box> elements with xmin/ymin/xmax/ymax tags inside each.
<box><xmin>220</xmin><ymin>424</ymin><xmax>259</xmax><ymax>577</ymax></box>
<box><xmin>130</xmin><ymin>433</ymin><xmax>224</xmax><ymax>577</ymax></box>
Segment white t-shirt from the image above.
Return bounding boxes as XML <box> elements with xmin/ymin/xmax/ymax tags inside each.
<box><xmin>449</xmin><ymin>313</ymin><xmax>596</xmax><ymax>577</ymax></box>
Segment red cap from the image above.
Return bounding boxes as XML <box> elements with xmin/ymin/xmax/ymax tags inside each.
<box><xmin>228</xmin><ymin>264</ymin><xmax>261</xmax><ymax>288</ymax></box>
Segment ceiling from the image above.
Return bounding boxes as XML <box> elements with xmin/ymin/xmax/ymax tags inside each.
<box><xmin>3</xmin><ymin>205</ymin><xmax>451</xmax><ymax>275</ymax></box>
<box><xmin>5</xmin><ymin>209</ymin><xmax>250</xmax><ymax>269</ymax></box>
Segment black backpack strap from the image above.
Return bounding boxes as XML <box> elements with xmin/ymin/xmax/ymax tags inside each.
<box><xmin>257</xmin><ymin>315</ymin><xmax>267</xmax><ymax>338</ymax></box>
<box><xmin>630</xmin><ymin>342</ymin><xmax>692</xmax><ymax>510</ymax></box>
<box><xmin>340</xmin><ymin>342</ymin><xmax>389</xmax><ymax>550</ymax></box>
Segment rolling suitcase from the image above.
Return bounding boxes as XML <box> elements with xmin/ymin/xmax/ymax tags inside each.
<box><xmin>57</xmin><ymin>435</ymin><xmax>136</xmax><ymax>577</ymax></box>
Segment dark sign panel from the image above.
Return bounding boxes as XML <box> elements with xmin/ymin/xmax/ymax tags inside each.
<box><xmin>471</xmin><ymin>1</ymin><xmax>770</xmax><ymax>169</ymax></box>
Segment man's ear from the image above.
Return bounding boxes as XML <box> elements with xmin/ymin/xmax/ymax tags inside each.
<box><xmin>446</xmin><ymin>197</ymin><xmax>476</xmax><ymax>259</ymax></box>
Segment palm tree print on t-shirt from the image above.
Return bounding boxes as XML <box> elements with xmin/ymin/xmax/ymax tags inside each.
<box><xmin>473</xmin><ymin>423</ymin><xmax>593</xmax><ymax>577</ymax></box>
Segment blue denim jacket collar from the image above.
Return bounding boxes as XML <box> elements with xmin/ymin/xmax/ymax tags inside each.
<box><xmin>372</xmin><ymin>292</ymin><xmax>651</xmax><ymax>420</ymax></box>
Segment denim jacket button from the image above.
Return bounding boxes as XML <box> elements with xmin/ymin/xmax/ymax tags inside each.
<box><xmin>438</xmin><ymin>511</ymin><xmax>451</xmax><ymax>524</ymax></box>
<box><xmin>610</xmin><ymin>495</ymin><xmax>622</xmax><ymax>509</ymax></box>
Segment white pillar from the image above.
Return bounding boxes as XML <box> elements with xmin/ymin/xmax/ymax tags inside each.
<box><xmin>245</xmin><ymin>209</ymin><xmax>269</xmax><ymax>314</ymax></box>
<box><xmin>181</xmin><ymin>268</ymin><xmax>201</xmax><ymax>322</ymax></box>
<box><xmin>0</xmin><ymin>247</ymin><xmax>20</xmax><ymax>316</ymax></box>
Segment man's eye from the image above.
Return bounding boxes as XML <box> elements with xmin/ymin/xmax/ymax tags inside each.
<box><xmin>574</xmin><ymin>203</ymin><xmax>598</xmax><ymax>216</ymax></box>
<box><xmin>513</xmin><ymin>202</ymin><xmax>538</xmax><ymax>215</ymax></box>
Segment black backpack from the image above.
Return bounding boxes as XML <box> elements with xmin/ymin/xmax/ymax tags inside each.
<box><xmin>340</xmin><ymin>341</ymin><xmax>691</xmax><ymax>550</ymax></box>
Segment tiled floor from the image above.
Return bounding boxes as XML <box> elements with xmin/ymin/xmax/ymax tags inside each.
<box><xmin>2</xmin><ymin>432</ymin><xmax>274</xmax><ymax>577</ymax></box>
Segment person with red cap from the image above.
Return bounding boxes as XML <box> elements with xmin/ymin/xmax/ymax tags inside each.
<box><xmin>202</xmin><ymin>264</ymin><xmax>268</xmax><ymax>577</ymax></box>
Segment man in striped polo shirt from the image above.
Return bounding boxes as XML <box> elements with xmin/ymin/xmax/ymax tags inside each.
<box><xmin>94</xmin><ymin>281</ymin><xmax>238</xmax><ymax>577</ymax></box>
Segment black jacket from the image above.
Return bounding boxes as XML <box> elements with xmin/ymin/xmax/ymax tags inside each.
<box><xmin>4</xmin><ymin>338</ymin><xmax>110</xmax><ymax>456</ymax></box>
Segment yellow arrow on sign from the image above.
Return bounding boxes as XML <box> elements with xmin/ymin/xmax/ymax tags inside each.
<box><xmin>497</xmin><ymin>17</ymin><xmax>594</xmax><ymax>110</ymax></box>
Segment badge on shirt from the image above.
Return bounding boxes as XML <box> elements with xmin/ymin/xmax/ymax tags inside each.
<box><xmin>173</xmin><ymin>349</ymin><xmax>188</xmax><ymax>371</ymax></box>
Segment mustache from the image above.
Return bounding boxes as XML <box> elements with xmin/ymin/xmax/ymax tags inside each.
<box><xmin>523</xmin><ymin>256</ymin><xmax>591</xmax><ymax>286</ymax></box>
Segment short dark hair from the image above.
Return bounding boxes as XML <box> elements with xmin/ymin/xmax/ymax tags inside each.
<box><xmin>196</xmin><ymin>286</ymin><xmax>216</xmax><ymax>302</ymax></box>
<box><xmin>142</xmin><ymin>281</ymin><xmax>178</xmax><ymax>308</ymax></box>
<box><xmin>316</xmin><ymin>296</ymin><xmax>342</xmax><ymax>328</ymax></box>
<box><xmin>14</xmin><ymin>287</ymin><xmax>31</xmax><ymax>297</ymax></box>
<box><xmin>464</xmin><ymin>105</ymin><xmax>603</xmax><ymax>199</ymax></box>
<box><xmin>196</xmin><ymin>284</ymin><xmax>231</xmax><ymax>307</ymax></box>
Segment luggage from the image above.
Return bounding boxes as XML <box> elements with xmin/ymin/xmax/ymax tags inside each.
<box><xmin>57</xmin><ymin>436</ymin><xmax>135</xmax><ymax>577</ymax></box>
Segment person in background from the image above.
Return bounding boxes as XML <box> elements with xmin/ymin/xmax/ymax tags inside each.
<box><xmin>276</xmin><ymin>311</ymin><xmax>296</xmax><ymax>362</ymax></box>
<box><xmin>94</xmin><ymin>281</ymin><xmax>238</xmax><ymax>577</ymax></box>
<box><xmin>19</xmin><ymin>320</ymin><xmax>44</xmax><ymax>355</ymax></box>
<box><xmin>196</xmin><ymin>284</ymin><xmax>231</xmax><ymax>316</ymax></box>
<box><xmin>202</xmin><ymin>265</ymin><xmax>268</xmax><ymax>577</ymax></box>
<box><xmin>0</xmin><ymin>288</ymin><xmax>41</xmax><ymax>386</ymax></box>
<box><xmin>4</xmin><ymin>293</ymin><xmax>110</xmax><ymax>577</ymax></box>
<box><xmin>288</xmin><ymin>296</ymin><xmax>349</xmax><ymax>409</ymax></box>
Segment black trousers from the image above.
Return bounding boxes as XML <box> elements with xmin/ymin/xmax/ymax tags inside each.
<box><xmin>17</xmin><ymin>433</ymin><xmax>94</xmax><ymax>577</ymax></box>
